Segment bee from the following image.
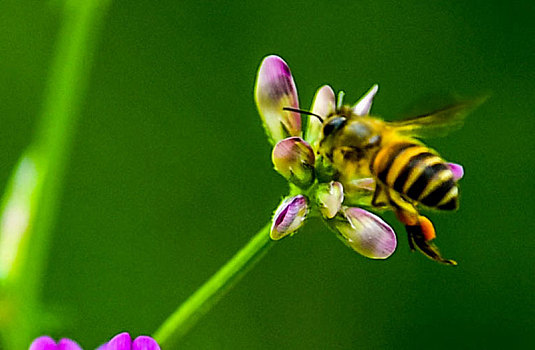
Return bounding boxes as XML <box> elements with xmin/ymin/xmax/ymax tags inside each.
<box><xmin>288</xmin><ymin>97</ymin><xmax>484</xmax><ymax>265</ymax></box>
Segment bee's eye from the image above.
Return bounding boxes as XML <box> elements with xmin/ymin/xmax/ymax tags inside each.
<box><xmin>323</xmin><ymin>117</ymin><xmax>347</xmax><ymax>137</ymax></box>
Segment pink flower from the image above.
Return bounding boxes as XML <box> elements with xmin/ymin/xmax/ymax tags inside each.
<box><xmin>98</xmin><ymin>332</ymin><xmax>159</xmax><ymax>350</ymax></box>
<box><xmin>256</xmin><ymin>55</ymin><xmax>397</xmax><ymax>260</ymax></box>
<box><xmin>29</xmin><ymin>336</ymin><xmax>82</xmax><ymax>350</ymax></box>
<box><xmin>29</xmin><ymin>332</ymin><xmax>160</xmax><ymax>350</ymax></box>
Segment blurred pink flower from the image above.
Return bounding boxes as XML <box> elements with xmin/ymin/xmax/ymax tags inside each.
<box><xmin>30</xmin><ymin>332</ymin><xmax>160</xmax><ymax>350</ymax></box>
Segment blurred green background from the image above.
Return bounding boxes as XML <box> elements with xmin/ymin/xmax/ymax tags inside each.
<box><xmin>0</xmin><ymin>0</ymin><xmax>533</xmax><ymax>349</ymax></box>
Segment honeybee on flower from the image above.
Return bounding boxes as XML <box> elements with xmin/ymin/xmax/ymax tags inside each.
<box><xmin>255</xmin><ymin>55</ymin><xmax>482</xmax><ymax>265</ymax></box>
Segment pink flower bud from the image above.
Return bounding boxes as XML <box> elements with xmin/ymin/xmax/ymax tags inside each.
<box><xmin>315</xmin><ymin>181</ymin><xmax>344</xmax><ymax>219</ymax></box>
<box><xmin>305</xmin><ymin>85</ymin><xmax>335</xmax><ymax>149</ymax></box>
<box><xmin>271</xmin><ymin>195</ymin><xmax>308</xmax><ymax>240</ymax></box>
<box><xmin>352</xmin><ymin>84</ymin><xmax>379</xmax><ymax>116</ymax></box>
<box><xmin>447</xmin><ymin>162</ymin><xmax>464</xmax><ymax>181</ymax></box>
<box><xmin>254</xmin><ymin>55</ymin><xmax>301</xmax><ymax>144</ymax></box>
<box><xmin>330</xmin><ymin>207</ymin><xmax>397</xmax><ymax>259</ymax></box>
<box><xmin>272</xmin><ymin>137</ymin><xmax>315</xmax><ymax>187</ymax></box>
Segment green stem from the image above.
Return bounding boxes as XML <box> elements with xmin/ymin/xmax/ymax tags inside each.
<box><xmin>153</xmin><ymin>223</ymin><xmax>274</xmax><ymax>348</ymax></box>
<box><xmin>0</xmin><ymin>1</ymin><xmax>110</xmax><ymax>349</ymax></box>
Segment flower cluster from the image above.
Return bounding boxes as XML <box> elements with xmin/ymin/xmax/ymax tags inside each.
<box><xmin>29</xmin><ymin>332</ymin><xmax>160</xmax><ymax>350</ymax></box>
<box><xmin>254</xmin><ymin>55</ymin><xmax>397</xmax><ymax>259</ymax></box>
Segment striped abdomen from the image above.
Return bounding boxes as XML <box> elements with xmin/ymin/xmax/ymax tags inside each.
<box><xmin>371</xmin><ymin>142</ymin><xmax>458</xmax><ymax>210</ymax></box>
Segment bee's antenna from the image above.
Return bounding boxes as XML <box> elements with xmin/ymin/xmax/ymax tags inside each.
<box><xmin>283</xmin><ymin>107</ymin><xmax>324</xmax><ymax>123</ymax></box>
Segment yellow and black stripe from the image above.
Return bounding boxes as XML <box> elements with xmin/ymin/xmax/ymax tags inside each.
<box><xmin>370</xmin><ymin>141</ymin><xmax>458</xmax><ymax>210</ymax></box>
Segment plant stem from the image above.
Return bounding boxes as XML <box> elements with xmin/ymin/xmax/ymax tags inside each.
<box><xmin>0</xmin><ymin>1</ymin><xmax>110</xmax><ymax>349</ymax></box>
<box><xmin>153</xmin><ymin>223</ymin><xmax>274</xmax><ymax>348</ymax></box>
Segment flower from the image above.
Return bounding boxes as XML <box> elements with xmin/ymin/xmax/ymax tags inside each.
<box><xmin>271</xmin><ymin>137</ymin><xmax>315</xmax><ymax>187</ymax></box>
<box><xmin>315</xmin><ymin>181</ymin><xmax>343</xmax><ymax>219</ymax></box>
<box><xmin>29</xmin><ymin>336</ymin><xmax>82</xmax><ymax>350</ymax></box>
<box><xmin>254</xmin><ymin>55</ymin><xmax>301</xmax><ymax>144</ymax></box>
<box><xmin>29</xmin><ymin>332</ymin><xmax>160</xmax><ymax>350</ymax></box>
<box><xmin>255</xmin><ymin>55</ymin><xmax>397</xmax><ymax>260</ymax></box>
<box><xmin>98</xmin><ymin>332</ymin><xmax>160</xmax><ymax>350</ymax></box>
<box><xmin>329</xmin><ymin>207</ymin><xmax>397</xmax><ymax>259</ymax></box>
<box><xmin>270</xmin><ymin>195</ymin><xmax>308</xmax><ymax>240</ymax></box>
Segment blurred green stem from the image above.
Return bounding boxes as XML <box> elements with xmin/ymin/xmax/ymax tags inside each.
<box><xmin>153</xmin><ymin>223</ymin><xmax>273</xmax><ymax>348</ymax></box>
<box><xmin>0</xmin><ymin>1</ymin><xmax>109</xmax><ymax>349</ymax></box>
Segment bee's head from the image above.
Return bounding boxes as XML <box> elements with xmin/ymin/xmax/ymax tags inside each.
<box><xmin>319</xmin><ymin>115</ymin><xmax>348</xmax><ymax>157</ymax></box>
<box><xmin>320</xmin><ymin>115</ymin><xmax>381</xmax><ymax>157</ymax></box>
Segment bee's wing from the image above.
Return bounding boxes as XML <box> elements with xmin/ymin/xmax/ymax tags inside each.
<box><xmin>389</xmin><ymin>97</ymin><xmax>487</xmax><ymax>138</ymax></box>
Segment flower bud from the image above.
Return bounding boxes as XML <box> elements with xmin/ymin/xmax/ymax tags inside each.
<box><xmin>254</xmin><ymin>55</ymin><xmax>301</xmax><ymax>144</ymax></box>
<box><xmin>315</xmin><ymin>181</ymin><xmax>344</xmax><ymax>219</ymax></box>
<box><xmin>305</xmin><ymin>85</ymin><xmax>335</xmax><ymax>148</ymax></box>
<box><xmin>272</xmin><ymin>137</ymin><xmax>315</xmax><ymax>187</ymax></box>
<box><xmin>270</xmin><ymin>195</ymin><xmax>308</xmax><ymax>240</ymax></box>
<box><xmin>447</xmin><ymin>162</ymin><xmax>464</xmax><ymax>181</ymax></box>
<box><xmin>352</xmin><ymin>84</ymin><xmax>378</xmax><ymax>116</ymax></box>
<box><xmin>330</xmin><ymin>207</ymin><xmax>397</xmax><ymax>259</ymax></box>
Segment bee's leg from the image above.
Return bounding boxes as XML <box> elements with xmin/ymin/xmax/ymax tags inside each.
<box><xmin>371</xmin><ymin>183</ymin><xmax>390</xmax><ymax>207</ymax></box>
<box><xmin>391</xmin><ymin>196</ymin><xmax>457</xmax><ymax>266</ymax></box>
<box><xmin>393</xmin><ymin>208</ymin><xmax>419</xmax><ymax>251</ymax></box>
<box><xmin>403</xmin><ymin>216</ymin><xmax>457</xmax><ymax>265</ymax></box>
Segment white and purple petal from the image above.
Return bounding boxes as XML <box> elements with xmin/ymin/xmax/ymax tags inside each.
<box><xmin>332</xmin><ymin>207</ymin><xmax>397</xmax><ymax>259</ymax></box>
<box><xmin>306</xmin><ymin>85</ymin><xmax>335</xmax><ymax>148</ymax></box>
<box><xmin>352</xmin><ymin>84</ymin><xmax>379</xmax><ymax>116</ymax></box>
<box><xmin>272</xmin><ymin>137</ymin><xmax>315</xmax><ymax>187</ymax></box>
<box><xmin>271</xmin><ymin>195</ymin><xmax>308</xmax><ymax>240</ymax></box>
<box><xmin>348</xmin><ymin>177</ymin><xmax>376</xmax><ymax>192</ymax></box>
<box><xmin>315</xmin><ymin>181</ymin><xmax>344</xmax><ymax>219</ymax></box>
<box><xmin>255</xmin><ymin>55</ymin><xmax>301</xmax><ymax>144</ymax></box>
<box><xmin>447</xmin><ymin>163</ymin><xmax>464</xmax><ymax>181</ymax></box>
